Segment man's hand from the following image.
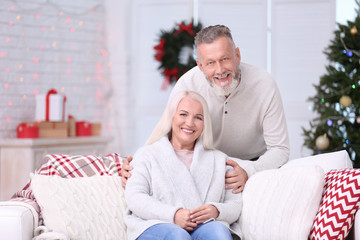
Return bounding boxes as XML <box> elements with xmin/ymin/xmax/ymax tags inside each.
<box><xmin>190</xmin><ymin>204</ymin><xmax>219</xmax><ymax>224</ymax></box>
<box><xmin>174</xmin><ymin>209</ymin><xmax>198</xmax><ymax>231</ymax></box>
<box><xmin>121</xmin><ymin>156</ymin><xmax>133</xmax><ymax>187</ymax></box>
<box><xmin>225</xmin><ymin>159</ymin><xmax>248</xmax><ymax>194</ymax></box>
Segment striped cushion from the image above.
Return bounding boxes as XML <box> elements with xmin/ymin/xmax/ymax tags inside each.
<box><xmin>310</xmin><ymin>169</ymin><xmax>360</xmax><ymax>239</ymax></box>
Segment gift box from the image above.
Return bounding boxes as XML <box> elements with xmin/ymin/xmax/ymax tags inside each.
<box><xmin>36</xmin><ymin>89</ymin><xmax>67</xmax><ymax>122</ymax></box>
<box><xmin>92</xmin><ymin>122</ymin><xmax>101</xmax><ymax>136</ymax></box>
<box><xmin>76</xmin><ymin>121</ymin><xmax>92</xmax><ymax>137</ymax></box>
<box><xmin>68</xmin><ymin>115</ymin><xmax>76</xmax><ymax>137</ymax></box>
<box><xmin>36</xmin><ymin>121</ymin><xmax>68</xmax><ymax>138</ymax></box>
<box><xmin>17</xmin><ymin>122</ymin><xmax>39</xmax><ymax>138</ymax></box>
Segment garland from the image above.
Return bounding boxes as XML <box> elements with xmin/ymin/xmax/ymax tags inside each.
<box><xmin>154</xmin><ymin>21</ymin><xmax>202</xmax><ymax>89</ymax></box>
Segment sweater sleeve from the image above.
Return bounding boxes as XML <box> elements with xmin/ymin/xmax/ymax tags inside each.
<box><xmin>124</xmin><ymin>150</ymin><xmax>181</xmax><ymax>223</ymax></box>
<box><xmin>207</xmin><ymin>164</ymin><xmax>242</xmax><ymax>224</ymax></box>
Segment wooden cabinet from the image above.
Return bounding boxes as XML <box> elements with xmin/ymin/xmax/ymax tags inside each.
<box><xmin>0</xmin><ymin>137</ymin><xmax>111</xmax><ymax>201</ymax></box>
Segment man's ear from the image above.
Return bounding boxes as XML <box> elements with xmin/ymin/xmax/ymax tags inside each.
<box><xmin>196</xmin><ymin>59</ymin><xmax>204</xmax><ymax>72</ymax></box>
<box><xmin>235</xmin><ymin>47</ymin><xmax>241</xmax><ymax>65</ymax></box>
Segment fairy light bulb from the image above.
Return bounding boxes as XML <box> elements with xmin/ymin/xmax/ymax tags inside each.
<box><xmin>327</xmin><ymin>119</ymin><xmax>333</xmax><ymax>126</ymax></box>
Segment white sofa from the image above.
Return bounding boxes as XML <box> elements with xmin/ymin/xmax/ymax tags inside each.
<box><xmin>0</xmin><ymin>150</ymin><xmax>358</xmax><ymax>240</ymax></box>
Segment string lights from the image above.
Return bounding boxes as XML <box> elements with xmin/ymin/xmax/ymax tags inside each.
<box><xmin>0</xmin><ymin>0</ymin><xmax>112</xmax><ymax>138</ymax></box>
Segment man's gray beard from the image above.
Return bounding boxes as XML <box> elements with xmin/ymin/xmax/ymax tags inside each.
<box><xmin>208</xmin><ymin>67</ymin><xmax>241</xmax><ymax>97</ymax></box>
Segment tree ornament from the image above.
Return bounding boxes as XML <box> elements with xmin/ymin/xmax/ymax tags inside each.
<box><xmin>350</xmin><ymin>26</ymin><xmax>358</xmax><ymax>35</ymax></box>
<box><xmin>339</xmin><ymin>95</ymin><xmax>352</xmax><ymax>107</ymax></box>
<box><xmin>315</xmin><ymin>134</ymin><xmax>330</xmax><ymax>150</ymax></box>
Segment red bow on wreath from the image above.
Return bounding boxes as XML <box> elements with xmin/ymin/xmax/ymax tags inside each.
<box><xmin>162</xmin><ymin>68</ymin><xmax>179</xmax><ymax>90</ymax></box>
<box><xmin>175</xmin><ymin>23</ymin><xmax>194</xmax><ymax>36</ymax></box>
<box><xmin>154</xmin><ymin>39</ymin><xmax>166</xmax><ymax>61</ymax></box>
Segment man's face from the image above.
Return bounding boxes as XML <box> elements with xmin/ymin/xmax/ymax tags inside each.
<box><xmin>196</xmin><ymin>36</ymin><xmax>241</xmax><ymax>91</ymax></box>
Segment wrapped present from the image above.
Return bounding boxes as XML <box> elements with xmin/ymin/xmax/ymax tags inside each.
<box><xmin>36</xmin><ymin>121</ymin><xmax>68</xmax><ymax>138</ymax></box>
<box><xmin>35</xmin><ymin>89</ymin><xmax>67</xmax><ymax>122</ymax></box>
<box><xmin>92</xmin><ymin>122</ymin><xmax>101</xmax><ymax>136</ymax></box>
<box><xmin>76</xmin><ymin>121</ymin><xmax>92</xmax><ymax>136</ymax></box>
<box><xmin>17</xmin><ymin>122</ymin><xmax>39</xmax><ymax>138</ymax></box>
<box><xmin>68</xmin><ymin>115</ymin><xmax>76</xmax><ymax>137</ymax></box>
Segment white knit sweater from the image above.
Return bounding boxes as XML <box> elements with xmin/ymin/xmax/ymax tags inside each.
<box><xmin>124</xmin><ymin>137</ymin><xmax>242</xmax><ymax>240</ymax></box>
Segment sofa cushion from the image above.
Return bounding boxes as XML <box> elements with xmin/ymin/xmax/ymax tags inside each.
<box><xmin>240</xmin><ymin>166</ymin><xmax>324</xmax><ymax>240</ymax></box>
<box><xmin>30</xmin><ymin>174</ymin><xmax>127</xmax><ymax>240</ymax></box>
<box><xmin>310</xmin><ymin>168</ymin><xmax>360</xmax><ymax>239</ymax></box>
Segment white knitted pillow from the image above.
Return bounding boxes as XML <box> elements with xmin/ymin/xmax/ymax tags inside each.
<box><xmin>31</xmin><ymin>174</ymin><xmax>127</xmax><ymax>240</ymax></box>
<box><xmin>240</xmin><ymin>166</ymin><xmax>324</xmax><ymax>240</ymax></box>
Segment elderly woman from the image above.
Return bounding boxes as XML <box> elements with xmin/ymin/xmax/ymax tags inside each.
<box><xmin>124</xmin><ymin>91</ymin><xmax>242</xmax><ymax>240</ymax></box>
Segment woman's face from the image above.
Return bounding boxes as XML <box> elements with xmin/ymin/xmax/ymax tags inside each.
<box><xmin>171</xmin><ymin>97</ymin><xmax>204</xmax><ymax>150</ymax></box>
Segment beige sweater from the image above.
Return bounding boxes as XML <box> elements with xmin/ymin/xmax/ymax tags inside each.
<box><xmin>169</xmin><ymin>63</ymin><xmax>290</xmax><ymax>176</ymax></box>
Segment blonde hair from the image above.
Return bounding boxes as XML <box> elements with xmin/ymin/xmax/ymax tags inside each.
<box><xmin>146</xmin><ymin>91</ymin><xmax>214</xmax><ymax>150</ymax></box>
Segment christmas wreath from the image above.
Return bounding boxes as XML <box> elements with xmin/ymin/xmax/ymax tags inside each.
<box><xmin>153</xmin><ymin>21</ymin><xmax>202</xmax><ymax>89</ymax></box>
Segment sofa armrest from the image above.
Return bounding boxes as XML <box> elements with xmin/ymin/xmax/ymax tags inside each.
<box><xmin>0</xmin><ymin>205</ymin><xmax>34</xmax><ymax>240</ymax></box>
<box><xmin>282</xmin><ymin>150</ymin><xmax>352</xmax><ymax>173</ymax></box>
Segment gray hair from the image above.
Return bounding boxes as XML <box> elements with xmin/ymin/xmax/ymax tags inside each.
<box><xmin>194</xmin><ymin>24</ymin><xmax>235</xmax><ymax>49</ymax></box>
<box><xmin>146</xmin><ymin>91</ymin><xmax>214</xmax><ymax>150</ymax></box>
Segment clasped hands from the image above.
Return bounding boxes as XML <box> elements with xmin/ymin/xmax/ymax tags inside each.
<box><xmin>174</xmin><ymin>204</ymin><xmax>218</xmax><ymax>231</ymax></box>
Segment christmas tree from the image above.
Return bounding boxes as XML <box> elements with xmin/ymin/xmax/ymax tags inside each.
<box><xmin>302</xmin><ymin>0</ymin><xmax>360</xmax><ymax>167</ymax></box>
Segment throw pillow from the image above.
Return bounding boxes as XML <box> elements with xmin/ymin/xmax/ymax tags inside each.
<box><xmin>30</xmin><ymin>174</ymin><xmax>127</xmax><ymax>240</ymax></box>
<box><xmin>37</xmin><ymin>153</ymin><xmax>123</xmax><ymax>177</ymax></box>
<box><xmin>240</xmin><ymin>166</ymin><xmax>324</xmax><ymax>240</ymax></box>
<box><xmin>310</xmin><ymin>168</ymin><xmax>360</xmax><ymax>239</ymax></box>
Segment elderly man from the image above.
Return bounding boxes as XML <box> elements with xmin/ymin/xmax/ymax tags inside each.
<box><xmin>122</xmin><ymin>24</ymin><xmax>289</xmax><ymax>193</ymax></box>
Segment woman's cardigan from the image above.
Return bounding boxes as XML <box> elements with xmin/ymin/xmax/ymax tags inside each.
<box><xmin>124</xmin><ymin>137</ymin><xmax>242</xmax><ymax>240</ymax></box>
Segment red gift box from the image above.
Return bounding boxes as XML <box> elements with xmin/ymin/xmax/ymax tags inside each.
<box><xmin>17</xmin><ymin>122</ymin><xmax>39</xmax><ymax>138</ymax></box>
<box><xmin>76</xmin><ymin>121</ymin><xmax>92</xmax><ymax>137</ymax></box>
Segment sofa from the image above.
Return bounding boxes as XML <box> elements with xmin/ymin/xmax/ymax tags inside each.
<box><xmin>0</xmin><ymin>150</ymin><xmax>359</xmax><ymax>240</ymax></box>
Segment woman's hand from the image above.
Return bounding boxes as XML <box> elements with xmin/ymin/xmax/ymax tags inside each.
<box><xmin>174</xmin><ymin>209</ymin><xmax>198</xmax><ymax>231</ymax></box>
<box><xmin>189</xmin><ymin>204</ymin><xmax>219</xmax><ymax>224</ymax></box>
<box><xmin>121</xmin><ymin>156</ymin><xmax>133</xmax><ymax>187</ymax></box>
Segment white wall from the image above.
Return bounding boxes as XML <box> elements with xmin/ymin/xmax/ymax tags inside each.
<box><xmin>0</xmin><ymin>0</ymin><xmax>113</xmax><ymax>144</ymax></box>
<box><xmin>127</xmin><ymin>0</ymin><xmax>194</xmax><ymax>154</ymax></box>
<box><xmin>271</xmin><ymin>0</ymin><xmax>336</xmax><ymax>159</ymax></box>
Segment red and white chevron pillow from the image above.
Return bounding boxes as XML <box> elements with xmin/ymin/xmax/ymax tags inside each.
<box><xmin>310</xmin><ymin>168</ymin><xmax>360</xmax><ymax>239</ymax></box>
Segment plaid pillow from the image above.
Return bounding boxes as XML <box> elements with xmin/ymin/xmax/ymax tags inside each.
<box><xmin>38</xmin><ymin>153</ymin><xmax>123</xmax><ymax>177</ymax></box>
<box><xmin>310</xmin><ymin>169</ymin><xmax>360</xmax><ymax>239</ymax></box>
